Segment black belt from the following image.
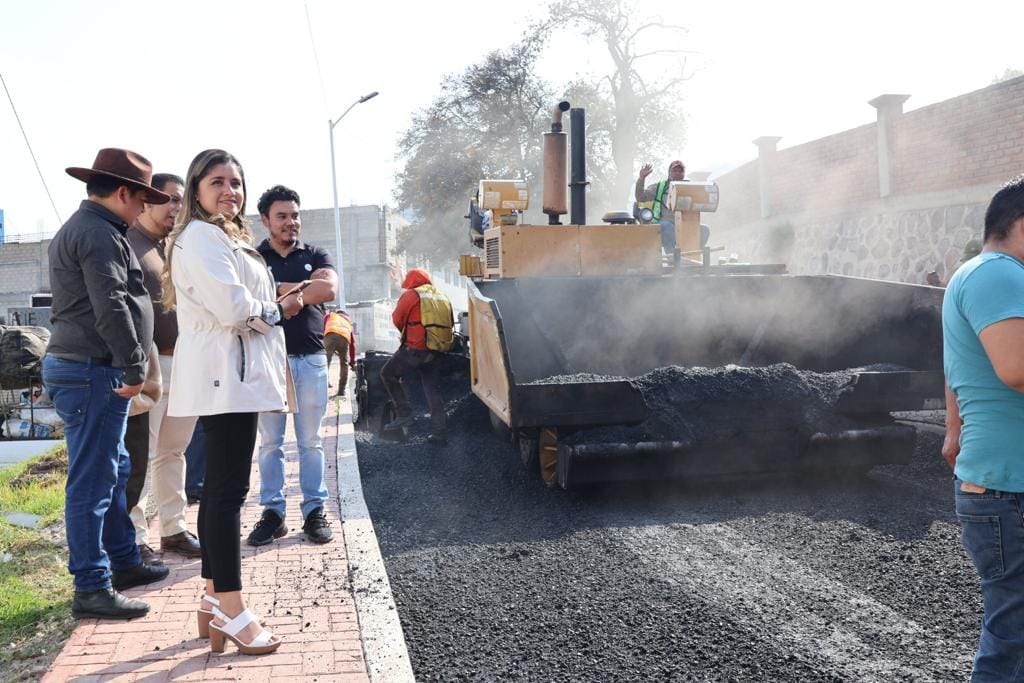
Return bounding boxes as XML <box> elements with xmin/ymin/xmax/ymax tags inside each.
<box><xmin>48</xmin><ymin>352</ymin><xmax>113</xmax><ymax>366</ymax></box>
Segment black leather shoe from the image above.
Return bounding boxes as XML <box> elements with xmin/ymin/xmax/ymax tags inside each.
<box><xmin>161</xmin><ymin>531</ymin><xmax>202</xmax><ymax>558</ymax></box>
<box><xmin>72</xmin><ymin>588</ymin><xmax>149</xmax><ymax>620</ymax></box>
<box><xmin>138</xmin><ymin>544</ymin><xmax>164</xmax><ymax>565</ymax></box>
<box><xmin>247</xmin><ymin>509</ymin><xmax>287</xmax><ymax>546</ymax></box>
<box><xmin>427</xmin><ymin>434</ymin><xmax>448</xmax><ymax>446</ymax></box>
<box><xmin>302</xmin><ymin>507</ymin><xmax>333</xmax><ymax>544</ymax></box>
<box><xmin>111</xmin><ymin>562</ymin><xmax>170</xmax><ymax>591</ymax></box>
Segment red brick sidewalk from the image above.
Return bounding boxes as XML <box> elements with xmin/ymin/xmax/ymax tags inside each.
<box><xmin>44</xmin><ymin>399</ymin><xmax>368</xmax><ymax>682</ymax></box>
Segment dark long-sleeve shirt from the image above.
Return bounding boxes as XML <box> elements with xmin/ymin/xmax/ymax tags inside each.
<box><xmin>47</xmin><ymin>200</ymin><xmax>153</xmax><ymax>384</ymax></box>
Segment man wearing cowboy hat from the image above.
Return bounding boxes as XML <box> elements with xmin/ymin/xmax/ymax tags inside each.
<box><xmin>43</xmin><ymin>148</ymin><xmax>171</xmax><ymax>620</ymax></box>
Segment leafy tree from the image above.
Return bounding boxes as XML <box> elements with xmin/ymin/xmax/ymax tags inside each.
<box><xmin>394</xmin><ymin>40</ymin><xmax>554</xmax><ymax>262</ymax></box>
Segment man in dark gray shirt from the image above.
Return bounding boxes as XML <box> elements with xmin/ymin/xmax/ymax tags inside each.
<box><xmin>43</xmin><ymin>148</ymin><xmax>171</xmax><ymax>620</ymax></box>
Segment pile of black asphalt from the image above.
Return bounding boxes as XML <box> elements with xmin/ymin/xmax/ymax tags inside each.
<box><xmin>356</xmin><ymin>364</ymin><xmax>980</xmax><ymax>682</ymax></box>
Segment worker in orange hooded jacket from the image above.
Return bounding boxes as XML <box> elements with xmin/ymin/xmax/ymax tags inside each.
<box><xmin>381</xmin><ymin>269</ymin><xmax>453</xmax><ymax>444</ymax></box>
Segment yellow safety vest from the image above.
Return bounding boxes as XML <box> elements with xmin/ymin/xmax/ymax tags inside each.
<box><xmin>324</xmin><ymin>312</ymin><xmax>353</xmax><ymax>341</ymax></box>
<box><xmin>637</xmin><ymin>180</ymin><xmax>670</xmax><ymax>222</ymax></box>
<box><xmin>414</xmin><ymin>284</ymin><xmax>454</xmax><ymax>352</ymax></box>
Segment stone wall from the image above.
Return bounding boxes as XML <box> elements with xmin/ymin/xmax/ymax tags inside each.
<box><xmin>715</xmin><ymin>184</ymin><xmax>996</xmax><ymax>284</ymax></box>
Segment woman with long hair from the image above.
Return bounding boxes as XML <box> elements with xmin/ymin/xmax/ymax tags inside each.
<box><xmin>162</xmin><ymin>149</ymin><xmax>302</xmax><ymax>655</ymax></box>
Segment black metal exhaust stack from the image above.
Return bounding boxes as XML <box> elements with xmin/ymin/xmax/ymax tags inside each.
<box><xmin>570</xmin><ymin>107</ymin><xmax>587</xmax><ymax>225</ymax></box>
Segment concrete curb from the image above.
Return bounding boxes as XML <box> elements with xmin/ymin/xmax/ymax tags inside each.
<box><xmin>334</xmin><ymin>394</ymin><xmax>415</xmax><ymax>682</ymax></box>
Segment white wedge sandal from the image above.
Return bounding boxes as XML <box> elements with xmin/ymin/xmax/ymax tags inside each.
<box><xmin>196</xmin><ymin>594</ymin><xmax>220</xmax><ymax>638</ymax></box>
<box><xmin>209</xmin><ymin>606</ymin><xmax>281</xmax><ymax>655</ymax></box>
<box><xmin>197</xmin><ymin>594</ymin><xmax>265</xmax><ymax>639</ymax></box>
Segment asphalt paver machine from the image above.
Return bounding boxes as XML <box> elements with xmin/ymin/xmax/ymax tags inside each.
<box><xmin>458</xmin><ymin>101</ymin><xmax>944</xmax><ymax>488</ymax></box>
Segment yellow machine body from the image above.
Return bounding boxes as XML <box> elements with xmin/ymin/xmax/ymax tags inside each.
<box><xmin>479</xmin><ymin>180</ymin><xmax>529</xmax><ymax>227</ymax></box>
<box><xmin>668</xmin><ymin>181</ymin><xmax>719</xmax><ymax>258</ymax></box>
<box><xmin>480</xmin><ymin>224</ymin><xmax>661</xmax><ymax>279</ymax></box>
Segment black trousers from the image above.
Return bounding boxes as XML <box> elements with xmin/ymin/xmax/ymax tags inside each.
<box><xmin>380</xmin><ymin>345</ymin><xmax>446</xmax><ymax>437</ymax></box>
<box><xmin>124</xmin><ymin>413</ymin><xmax>149</xmax><ymax>513</ymax></box>
<box><xmin>198</xmin><ymin>412</ymin><xmax>258</xmax><ymax>593</ymax></box>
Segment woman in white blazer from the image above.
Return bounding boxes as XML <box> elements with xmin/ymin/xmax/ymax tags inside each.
<box><xmin>162</xmin><ymin>149</ymin><xmax>302</xmax><ymax>655</ymax></box>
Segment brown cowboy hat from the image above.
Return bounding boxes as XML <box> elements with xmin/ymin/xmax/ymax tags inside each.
<box><xmin>66</xmin><ymin>148</ymin><xmax>170</xmax><ymax>204</ymax></box>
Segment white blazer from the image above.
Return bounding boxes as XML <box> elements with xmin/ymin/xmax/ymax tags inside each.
<box><xmin>167</xmin><ymin>220</ymin><xmax>289</xmax><ymax>417</ymax></box>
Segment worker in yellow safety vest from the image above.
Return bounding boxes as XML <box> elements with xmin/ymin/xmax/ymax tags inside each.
<box><xmin>380</xmin><ymin>269</ymin><xmax>454</xmax><ymax>445</ymax></box>
<box><xmin>323</xmin><ymin>310</ymin><xmax>356</xmax><ymax>397</ymax></box>
<box><xmin>635</xmin><ymin>159</ymin><xmax>686</xmax><ymax>253</ymax></box>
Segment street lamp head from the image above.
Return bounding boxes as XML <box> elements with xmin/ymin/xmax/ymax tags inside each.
<box><xmin>359</xmin><ymin>91</ymin><xmax>379</xmax><ymax>103</ymax></box>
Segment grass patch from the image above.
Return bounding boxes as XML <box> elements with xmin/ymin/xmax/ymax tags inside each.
<box><xmin>0</xmin><ymin>443</ymin><xmax>74</xmax><ymax>679</ymax></box>
<box><xmin>0</xmin><ymin>443</ymin><xmax>67</xmax><ymax>526</ymax></box>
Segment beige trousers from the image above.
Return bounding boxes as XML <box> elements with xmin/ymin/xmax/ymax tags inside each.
<box><xmin>130</xmin><ymin>354</ymin><xmax>198</xmax><ymax>544</ymax></box>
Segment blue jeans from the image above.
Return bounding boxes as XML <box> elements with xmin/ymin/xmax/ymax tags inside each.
<box><xmin>257</xmin><ymin>353</ymin><xmax>329</xmax><ymax>519</ymax></box>
<box><xmin>184</xmin><ymin>420</ymin><xmax>205</xmax><ymax>498</ymax></box>
<box><xmin>43</xmin><ymin>355</ymin><xmax>140</xmax><ymax>592</ymax></box>
<box><xmin>955</xmin><ymin>478</ymin><xmax>1024</xmax><ymax>681</ymax></box>
<box><xmin>658</xmin><ymin>218</ymin><xmax>676</xmax><ymax>252</ymax></box>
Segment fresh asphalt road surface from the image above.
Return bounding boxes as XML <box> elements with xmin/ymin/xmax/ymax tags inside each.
<box><xmin>357</xmin><ymin>396</ymin><xmax>979</xmax><ymax>682</ymax></box>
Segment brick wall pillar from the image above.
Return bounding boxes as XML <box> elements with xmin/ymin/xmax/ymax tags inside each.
<box><xmin>753</xmin><ymin>136</ymin><xmax>782</xmax><ymax>218</ymax></box>
<box><xmin>868</xmin><ymin>93</ymin><xmax>910</xmax><ymax>198</ymax></box>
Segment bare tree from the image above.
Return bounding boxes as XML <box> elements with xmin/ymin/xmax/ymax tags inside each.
<box><xmin>538</xmin><ymin>0</ymin><xmax>694</xmax><ymax>210</ymax></box>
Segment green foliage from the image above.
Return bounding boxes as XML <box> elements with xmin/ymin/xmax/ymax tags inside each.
<box><xmin>0</xmin><ymin>445</ymin><xmax>73</xmax><ymax>671</ymax></box>
<box><xmin>0</xmin><ymin>443</ymin><xmax>67</xmax><ymax>527</ymax></box>
<box><xmin>393</xmin><ymin>0</ymin><xmax>693</xmax><ymax>263</ymax></box>
<box><xmin>395</xmin><ymin>40</ymin><xmax>553</xmax><ymax>262</ymax></box>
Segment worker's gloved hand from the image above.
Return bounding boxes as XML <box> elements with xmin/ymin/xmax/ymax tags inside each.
<box><xmin>638</xmin><ymin>163</ymin><xmax>653</xmax><ymax>180</ymax></box>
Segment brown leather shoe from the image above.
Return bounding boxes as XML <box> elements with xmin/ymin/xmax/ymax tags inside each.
<box><xmin>161</xmin><ymin>531</ymin><xmax>202</xmax><ymax>558</ymax></box>
<box><xmin>138</xmin><ymin>544</ymin><xmax>164</xmax><ymax>565</ymax></box>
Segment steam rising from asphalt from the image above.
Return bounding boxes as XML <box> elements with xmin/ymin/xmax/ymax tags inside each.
<box><xmin>480</xmin><ymin>274</ymin><xmax>942</xmax><ymax>382</ymax></box>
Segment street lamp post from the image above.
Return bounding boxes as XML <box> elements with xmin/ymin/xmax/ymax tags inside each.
<box><xmin>329</xmin><ymin>90</ymin><xmax>379</xmax><ymax>307</ymax></box>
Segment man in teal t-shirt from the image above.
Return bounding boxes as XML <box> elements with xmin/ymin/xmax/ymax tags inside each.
<box><xmin>943</xmin><ymin>175</ymin><xmax>1024</xmax><ymax>681</ymax></box>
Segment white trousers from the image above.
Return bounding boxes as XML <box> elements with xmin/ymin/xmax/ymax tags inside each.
<box><xmin>129</xmin><ymin>354</ymin><xmax>198</xmax><ymax>544</ymax></box>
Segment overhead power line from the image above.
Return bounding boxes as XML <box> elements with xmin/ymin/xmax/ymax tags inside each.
<box><xmin>304</xmin><ymin>0</ymin><xmax>330</xmax><ymax>117</ymax></box>
<box><xmin>1</xmin><ymin>71</ymin><xmax>62</xmax><ymax>226</ymax></box>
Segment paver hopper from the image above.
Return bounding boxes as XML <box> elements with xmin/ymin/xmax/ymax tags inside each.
<box><xmin>460</xmin><ymin>102</ymin><xmax>944</xmax><ymax>488</ymax></box>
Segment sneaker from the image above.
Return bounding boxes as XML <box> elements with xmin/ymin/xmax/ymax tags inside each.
<box><xmin>302</xmin><ymin>507</ymin><xmax>333</xmax><ymax>544</ymax></box>
<box><xmin>427</xmin><ymin>434</ymin><xmax>448</xmax><ymax>446</ymax></box>
<box><xmin>111</xmin><ymin>562</ymin><xmax>170</xmax><ymax>590</ymax></box>
<box><xmin>247</xmin><ymin>509</ymin><xmax>288</xmax><ymax>546</ymax></box>
<box><xmin>72</xmin><ymin>588</ymin><xmax>149</xmax><ymax>620</ymax></box>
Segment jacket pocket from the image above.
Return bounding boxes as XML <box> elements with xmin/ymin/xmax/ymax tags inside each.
<box><xmin>237</xmin><ymin>335</ymin><xmax>247</xmax><ymax>382</ymax></box>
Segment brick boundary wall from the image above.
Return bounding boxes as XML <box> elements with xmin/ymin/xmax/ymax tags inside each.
<box><xmin>705</xmin><ymin>75</ymin><xmax>1024</xmax><ymax>283</ymax></box>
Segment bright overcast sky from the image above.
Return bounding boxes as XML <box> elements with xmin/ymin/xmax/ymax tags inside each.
<box><xmin>1</xmin><ymin>0</ymin><xmax>1021</xmax><ymax>237</ymax></box>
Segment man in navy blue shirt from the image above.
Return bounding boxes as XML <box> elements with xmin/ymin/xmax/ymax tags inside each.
<box><xmin>251</xmin><ymin>186</ymin><xmax>338</xmax><ymax>545</ymax></box>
